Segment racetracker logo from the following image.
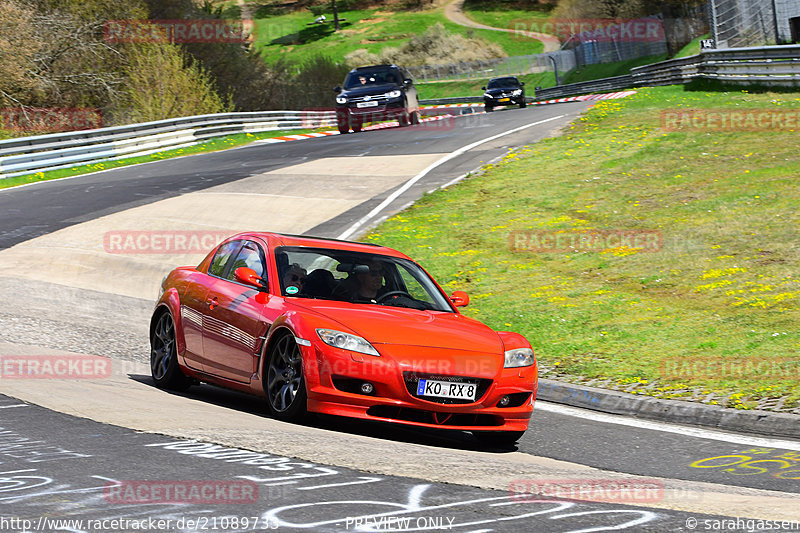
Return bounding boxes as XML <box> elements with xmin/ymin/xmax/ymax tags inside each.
<box><xmin>510</xmin><ymin>18</ymin><xmax>665</xmax><ymax>43</ymax></box>
<box><xmin>660</xmin><ymin>109</ymin><xmax>800</xmax><ymax>131</ymax></box>
<box><xmin>509</xmin><ymin>478</ymin><xmax>664</xmax><ymax>503</ymax></box>
<box><xmin>660</xmin><ymin>357</ymin><xmax>800</xmax><ymax>381</ymax></box>
<box><xmin>104</xmin><ymin>480</ymin><xmax>258</xmax><ymax>504</ymax></box>
<box><xmin>104</xmin><ymin>19</ymin><xmax>255</xmax><ymax>43</ymax></box>
<box><xmin>509</xmin><ymin>230</ymin><xmax>663</xmax><ymax>253</ymax></box>
<box><xmin>103</xmin><ymin>231</ymin><xmax>234</xmax><ymax>254</ymax></box>
<box><xmin>0</xmin><ymin>107</ymin><xmax>102</xmax><ymax>133</ymax></box>
<box><xmin>0</xmin><ymin>355</ymin><xmax>112</xmax><ymax>379</ymax></box>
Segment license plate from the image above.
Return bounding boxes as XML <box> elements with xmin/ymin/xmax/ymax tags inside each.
<box><xmin>416</xmin><ymin>379</ymin><xmax>477</xmax><ymax>401</ymax></box>
<box><xmin>498</xmin><ymin>98</ymin><xmax>510</xmax><ymax>102</ymax></box>
<box><xmin>356</xmin><ymin>101</ymin><xmax>379</xmax><ymax>108</ymax></box>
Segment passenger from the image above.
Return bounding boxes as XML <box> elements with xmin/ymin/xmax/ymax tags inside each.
<box><xmin>282</xmin><ymin>263</ymin><xmax>307</xmax><ymax>294</ymax></box>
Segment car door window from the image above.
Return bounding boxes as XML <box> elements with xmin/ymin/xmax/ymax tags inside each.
<box><xmin>208</xmin><ymin>240</ymin><xmax>241</xmax><ymax>277</ymax></box>
<box><xmin>225</xmin><ymin>241</ymin><xmax>266</xmax><ymax>281</ymax></box>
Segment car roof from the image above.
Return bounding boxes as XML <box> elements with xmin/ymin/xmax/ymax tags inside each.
<box><xmin>351</xmin><ymin>64</ymin><xmax>401</xmax><ymax>72</ymax></box>
<box><xmin>489</xmin><ymin>76</ymin><xmax>519</xmax><ymax>82</ymax></box>
<box><xmin>228</xmin><ymin>232</ymin><xmax>409</xmax><ymax>258</ymax></box>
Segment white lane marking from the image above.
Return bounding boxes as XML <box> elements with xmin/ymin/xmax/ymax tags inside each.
<box><xmin>336</xmin><ymin>114</ymin><xmax>567</xmax><ymax>240</ymax></box>
<box><xmin>535</xmin><ymin>401</ymin><xmax>800</xmax><ymax>451</ymax></box>
<box><xmin>0</xmin><ymin>404</ymin><xmax>28</xmax><ymax>409</ymax></box>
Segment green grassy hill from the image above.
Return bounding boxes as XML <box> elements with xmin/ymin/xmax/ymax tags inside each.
<box><xmin>251</xmin><ymin>8</ymin><xmax>543</xmax><ymax>64</ymax></box>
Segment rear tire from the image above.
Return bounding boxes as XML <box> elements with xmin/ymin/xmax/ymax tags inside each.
<box><xmin>265</xmin><ymin>334</ymin><xmax>308</xmax><ymax>422</ymax></box>
<box><xmin>150</xmin><ymin>311</ymin><xmax>191</xmax><ymax>391</ymax></box>
<box><xmin>410</xmin><ymin>110</ymin><xmax>420</xmax><ymax>125</ymax></box>
<box><xmin>485</xmin><ymin>105</ymin><xmax>493</xmax><ymax>113</ymax></box>
<box><xmin>473</xmin><ymin>430</ymin><xmax>525</xmax><ymax>448</ymax></box>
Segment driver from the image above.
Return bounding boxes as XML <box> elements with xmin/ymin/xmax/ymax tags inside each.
<box><xmin>332</xmin><ymin>260</ymin><xmax>386</xmax><ymax>303</ymax></box>
<box><xmin>355</xmin><ymin>260</ymin><xmax>384</xmax><ymax>301</ymax></box>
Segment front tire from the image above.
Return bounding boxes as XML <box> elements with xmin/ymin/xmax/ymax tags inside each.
<box><xmin>150</xmin><ymin>311</ymin><xmax>191</xmax><ymax>391</ymax></box>
<box><xmin>266</xmin><ymin>334</ymin><xmax>308</xmax><ymax>422</ymax></box>
<box><xmin>473</xmin><ymin>430</ymin><xmax>525</xmax><ymax>448</ymax></box>
<box><xmin>519</xmin><ymin>100</ymin><xmax>526</xmax><ymax>108</ymax></box>
<box><xmin>398</xmin><ymin>111</ymin><xmax>410</xmax><ymax>127</ymax></box>
<box><xmin>351</xmin><ymin>118</ymin><xmax>362</xmax><ymax>133</ymax></box>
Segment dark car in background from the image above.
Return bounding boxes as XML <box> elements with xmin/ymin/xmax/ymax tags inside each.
<box><xmin>334</xmin><ymin>65</ymin><xmax>420</xmax><ymax>134</ymax></box>
<box><xmin>482</xmin><ymin>76</ymin><xmax>526</xmax><ymax>112</ymax></box>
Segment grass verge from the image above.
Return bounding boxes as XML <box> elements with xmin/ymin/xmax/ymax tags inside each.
<box><xmin>366</xmin><ymin>84</ymin><xmax>800</xmax><ymax>412</ymax></box>
<box><xmin>0</xmin><ymin>128</ymin><xmax>324</xmax><ymax>190</ymax></box>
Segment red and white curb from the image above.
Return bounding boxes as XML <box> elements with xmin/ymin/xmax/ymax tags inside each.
<box><xmin>533</xmin><ymin>90</ymin><xmax>638</xmax><ymax>105</ymax></box>
<box><xmin>255</xmin><ymin>91</ymin><xmax>637</xmax><ymax>144</ymax></box>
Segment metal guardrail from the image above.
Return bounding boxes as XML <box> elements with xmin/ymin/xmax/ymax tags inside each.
<box><xmin>535</xmin><ymin>44</ymin><xmax>800</xmax><ymax>100</ymax></box>
<box><xmin>0</xmin><ymin>100</ymin><xmax>493</xmax><ymax>180</ymax></box>
<box><xmin>0</xmin><ymin>111</ymin><xmax>337</xmax><ymax>179</ymax></box>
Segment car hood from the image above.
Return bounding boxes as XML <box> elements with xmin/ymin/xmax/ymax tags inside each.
<box><xmin>291</xmin><ymin>300</ymin><xmax>504</xmax><ymax>353</ymax></box>
<box><xmin>341</xmin><ymin>84</ymin><xmax>398</xmax><ymax>98</ymax></box>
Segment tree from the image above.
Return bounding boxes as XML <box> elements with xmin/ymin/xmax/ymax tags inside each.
<box><xmin>112</xmin><ymin>44</ymin><xmax>229</xmax><ymax>123</ymax></box>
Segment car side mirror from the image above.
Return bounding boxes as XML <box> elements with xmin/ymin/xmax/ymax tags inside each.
<box><xmin>403</xmin><ymin>78</ymin><xmax>412</xmax><ymax>86</ymax></box>
<box><xmin>333</xmin><ymin>86</ymin><xmax>341</xmax><ymax>93</ymax></box>
<box><xmin>450</xmin><ymin>291</ymin><xmax>469</xmax><ymax>307</ymax></box>
<box><xmin>481</xmin><ymin>86</ymin><xmax>486</xmax><ymax>90</ymax></box>
<box><xmin>235</xmin><ymin>267</ymin><xmax>268</xmax><ymax>292</ymax></box>
<box><xmin>520</xmin><ymin>82</ymin><xmax>525</xmax><ymax>86</ymax></box>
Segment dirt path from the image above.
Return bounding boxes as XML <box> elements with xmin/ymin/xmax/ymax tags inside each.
<box><xmin>443</xmin><ymin>0</ymin><xmax>560</xmax><ymax>53</ymax></box>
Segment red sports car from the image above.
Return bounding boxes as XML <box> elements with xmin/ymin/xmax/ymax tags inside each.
<box><xmin>150</xmin><ymin>232</ymin><xmax>537</xmax><ymax>446</ymax></box>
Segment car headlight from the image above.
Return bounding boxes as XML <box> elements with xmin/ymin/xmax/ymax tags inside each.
<box><xmin>336</xmin><ymin>96</ymin><xmax>347</xmax><ymax>104</ymax></box>
<box><xmin>512</xmin><ymin>89</ymin><xmax>522</xmax><ymax>96</ymax></box>
<box><xmin>316</xmin><ymin>328</ymin><xmax>380</xmax><ymax>356</ymax></box>
<box><xmin>504</xmin><ymin>348</ymin><xmax>535</xmax><ymax>368</ymax></box>
<box><xmin>484</xmin><ymin>93</ymin><xmax>493</xmax><ymax>98</ymax></box>
<box><xmin>387</xmin><ymin>90</ymin><xmax>402</xmax><ymax>98</ymax></box>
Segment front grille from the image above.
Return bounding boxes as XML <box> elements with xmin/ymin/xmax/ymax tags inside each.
<box><xmin>349</xmin><ymin>95</ymin><xmax>388</xmax><ymax>104</ymax></box>
<box><xmin>367</xmin><ymin>406</ymin><xmax>502</xmax><ymax>427</ymax></box>
<box><xmin>403</xmin><ymin>372</ymin><xmax>492</xmax><ymax>405</ymax></box>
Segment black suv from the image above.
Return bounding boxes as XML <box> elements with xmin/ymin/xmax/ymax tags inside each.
<box><xmin>482</xmin><ymin>76</ymin><xmax>526</xmax><ymax>112</ymax></box>
<box><xmin>334</xmin><ymin>65</ymin><xmax>419</xmax><ymax>134</ymax></box>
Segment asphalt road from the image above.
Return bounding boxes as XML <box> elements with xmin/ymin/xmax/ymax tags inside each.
<box><xmin>1</xmin><ymin>102</ymin><xmax>799</xmax><ymax>532</ymax></box>
<box><xmin>0</xmin><ymin>394</ymin><xmax>725</xmax><ymax>533</ymax></box>
<box><xmin>0</xmin><ymin>104</ymin><xmax>581</xmax><ymax>250</ymax></box>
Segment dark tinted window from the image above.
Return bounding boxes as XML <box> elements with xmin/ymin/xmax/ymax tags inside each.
<box><xmin>274</xmin><ymin>246</ymin><xmax>453</xmax><ymax>312</ymax></box>
<box><xmin>208</xmin><ymin>240</ymin><xmax>240</xmax><ymax>277</ymax></box>
<box><xmin>344</xmin><ymin>69</ymin><xmax>400</xmax><ymax>89</ymax></box>
<box><xmin>226</xmin><ymin>241</ymin><xmax>265</xmax><ymax>280</ymax></box>
<box><xmin>487</xmin><ymin>77</ymin><xmax>520</xmax><ymax>89</ymax></box>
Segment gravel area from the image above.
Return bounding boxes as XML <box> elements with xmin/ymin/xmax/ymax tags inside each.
<box><xmin>0</xmin><ymin>277</ymin><xmax>150</xmax><ymax>362</ymax></box>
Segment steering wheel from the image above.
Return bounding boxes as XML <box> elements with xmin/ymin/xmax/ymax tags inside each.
<box><xmin>376</xmin><ymin>290</ymin><xmax>413</xmax><ymax>303</ymax></box>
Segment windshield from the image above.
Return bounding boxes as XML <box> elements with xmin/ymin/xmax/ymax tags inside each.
<box><xmin>275</xmin><ymin>246</ymin><xmax>454</xmax><ymax>312</ymax></box>
<box><xmin>343</xmin><ymin>69</ymin><xmax>402</xmax><ymax>89</ymax></box>
<box><xmin>487</xmin><ymin>77</ymin><xmax>519</xmax><ymax>89</ymax></box>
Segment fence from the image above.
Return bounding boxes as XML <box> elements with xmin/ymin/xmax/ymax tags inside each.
<box><xmin>710</xmin><ymin>0</ymin><xmax>800</xmax><ymax>47</ymax></box>
<box><xmin>406</xmin><ymin>51</ymin><xmax>576</xmax><ymax>83</ymax></box>
<box><xmin>535</xmin><ymin>44</ymin><xmax>800</xmax><ymax>99</ymax></box>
